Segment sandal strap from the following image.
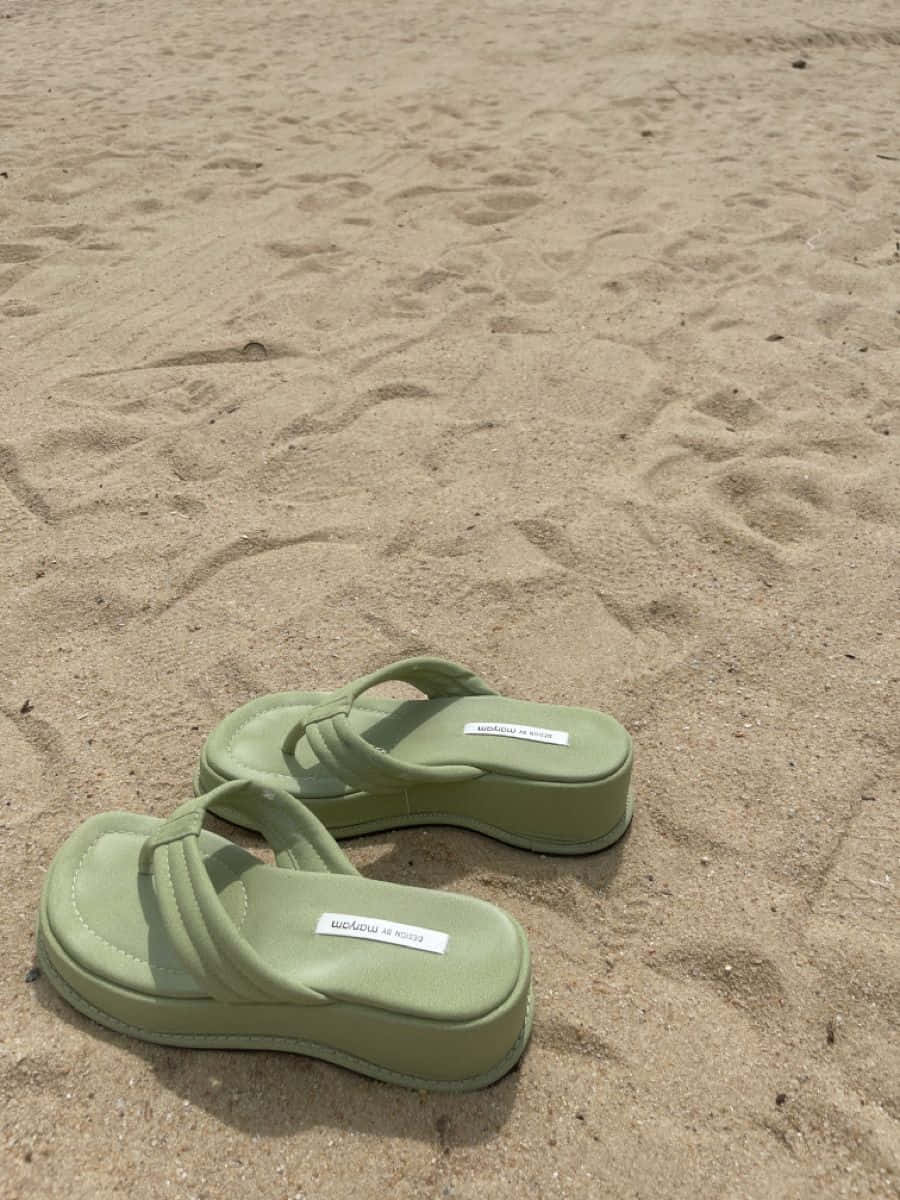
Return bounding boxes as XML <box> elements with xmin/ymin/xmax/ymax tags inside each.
<box><xmin>280</xmin><ymin>657</ymin><xmax>498</xmax><ymax>795</ymax></box>
<box><xmin>138</xmin><ymin>780</ymin><xmax>352</xmax><ymax>1004</ymax></box>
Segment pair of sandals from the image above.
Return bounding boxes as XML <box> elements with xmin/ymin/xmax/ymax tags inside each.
<box><xmin>38</xmin><ymin>657</ymin><xmax>633</xmax><ymax>1092</ymax></box>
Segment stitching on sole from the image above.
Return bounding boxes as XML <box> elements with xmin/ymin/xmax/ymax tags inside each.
<box><xmin>37</xmin><ymin>934</ymin><xmax>533</xmax><ymax>1092</ymax></box>
<box><xmin>199</xmin><ymin>755</ymin><xmax>635</xmax><ymax>855</ymax></box>
<box><xmin>325</xmin><ymin>794</ymin><xmax>635</xmax><ymax>854</ymax></box>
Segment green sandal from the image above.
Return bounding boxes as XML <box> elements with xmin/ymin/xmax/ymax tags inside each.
<box><xmin>195</xmin><ymin>657</ymin><xmax>633</xmax><ymax>854</ymax></box>
<box><xmin>37</xmin><ymin>780</ymin><xmax>533</xmax><ymax>1091</ymax></box>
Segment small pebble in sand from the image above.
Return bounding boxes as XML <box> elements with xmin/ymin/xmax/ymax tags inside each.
<box><xmin>791</xmin><ymin>58</ymin><xmax>807</xmax><ymax>69</ymax></box>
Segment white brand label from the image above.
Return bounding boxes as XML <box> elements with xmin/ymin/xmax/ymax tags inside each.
<box><xmin>463</xmin><ymin>721</ymin><xmax>570</xmax><ymax>746</ymax></box>
<box><xmin>315</xmin><ymin>912</ymin><xmax>449</xmax><ymax>955</ymax></box>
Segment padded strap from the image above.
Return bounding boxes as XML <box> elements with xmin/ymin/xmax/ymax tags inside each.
<box><xmin>280</xmin><ymin>657</ymin><xmax>498</xmax><ymax>795</ymax></box>
<box><xmin>139</xmin><ymin>780</ymin><xmax>348</xmax><ymax>1004</ymax></box>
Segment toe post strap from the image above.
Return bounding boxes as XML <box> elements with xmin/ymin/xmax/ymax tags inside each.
<box><xmin>139</xmin><ymin>781</ymin><xmax>337</xmax><ymax>1004</ymax></box>
<box><xmin>280</xmin><ymin>656</ymin><xmax>498</xmax><ymax>793</ymax></box>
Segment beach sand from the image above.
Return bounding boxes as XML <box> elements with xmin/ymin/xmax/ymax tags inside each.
<box><xmin>1</xmin><ymin>0</ymin><xmax>898</xmax><ymax>1195</ymax></box>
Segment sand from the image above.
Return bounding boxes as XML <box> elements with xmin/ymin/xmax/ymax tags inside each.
<box><xmin>1</xmin><ymin>0</ymin><xmax>898</xmax><ymax>1195</ymax></box>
